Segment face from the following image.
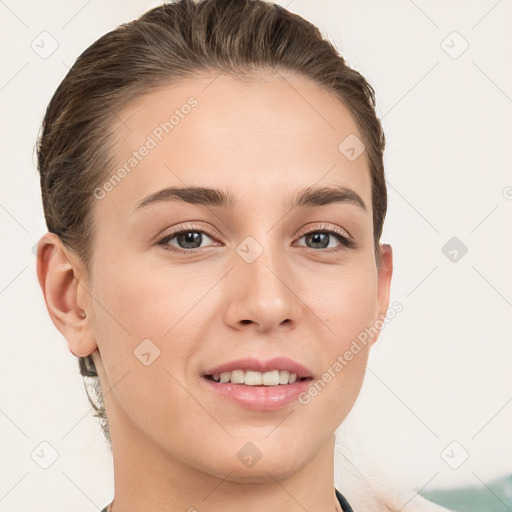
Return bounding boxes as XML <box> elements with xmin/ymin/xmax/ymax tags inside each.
<box><xmin>72</xmin><ymin>71</ymin><xmax>392</xmax><ymax>482</ymax></box>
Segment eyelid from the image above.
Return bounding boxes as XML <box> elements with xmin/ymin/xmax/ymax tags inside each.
<box><xmin>166</xmin><ymin>222</ymin><xmax>219</xmax><ymax>240</ymax></box>
<box><xmin>295</xmin><ymin>223</ymin><xmax>352</xmax><ymax>241</ymax></box>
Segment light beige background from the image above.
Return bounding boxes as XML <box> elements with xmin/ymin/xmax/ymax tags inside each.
<box><xmin>0</xmin><ymin>1</ymin><xmax>511</xmax><ymax>511</ymax></box>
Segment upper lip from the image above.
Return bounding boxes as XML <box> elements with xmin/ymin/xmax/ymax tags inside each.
<box><xmin>203</xmin><ymin>357</ymin><xmax>314</xmax><ymax>379</ymax></box>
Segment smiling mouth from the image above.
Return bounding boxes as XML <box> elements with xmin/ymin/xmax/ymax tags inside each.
<box><xmin>204</xmin><ymin>369</ymin><xmax>312</xmax><ymax>386</ymax></box>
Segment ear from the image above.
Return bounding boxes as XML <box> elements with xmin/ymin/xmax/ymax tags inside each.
<box><xmin>36</xmin><ymin>232</ymin><xmax>97</xmax><ymax>357</ymax></box>
<box><xmin>373</xmin><ymin>243</ymin><xmax>393</xmax><ymax>341</ymax></box>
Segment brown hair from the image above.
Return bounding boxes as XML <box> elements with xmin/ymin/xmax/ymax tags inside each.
<box><xmin>37</xmin><ymin>0</ymin><xmax>387</xmax><ymax>449</ymax></box>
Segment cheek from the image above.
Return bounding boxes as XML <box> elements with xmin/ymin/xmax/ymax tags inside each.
<box><xmin>92</xmin><ymin>254</ymin><xmax>199</xmax><ymax>336</ymax></box>
<box><xmin>90</xmin><ymin>256</ymin><xmax>212</xmax><ymax>388</ymax></box>
<box><xmin>299</xmin><ymin>262</ymin><xmax>377</xmax><ymax>408</ymax></box>
<box><xmin>89</xmin><ymin>259</ymin><xmax>206</xmax><ymax>443</ymax></box>
<box><xmin>310</xmin><ymin>263</ymin><xmax>379</xmax><ymax>346</ymax></box>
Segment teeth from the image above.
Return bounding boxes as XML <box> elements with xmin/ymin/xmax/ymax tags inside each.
<box><xmin>209</xmin><ymin>369</ymin><xmax>301</xmax><ymax>385</ymax></box>
<box><xmin>245</xmin><ymin>370</ymin><xmax>262</xmax><ymax>385</ymax></box>
<box><xmin>230</xmin><ymin>369</ymin><xmax>245</xmax><ymax>384</ymax></box>
<box><xmin>262</xmin><ymin>370</ymin><xmax>279</xmax><ymax>386</ymax></box>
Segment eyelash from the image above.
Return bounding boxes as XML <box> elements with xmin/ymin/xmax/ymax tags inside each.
<box><xmin>156</xmin><ymin>223</ymin><xmax>357</xmax><ymax>255</ymax></box>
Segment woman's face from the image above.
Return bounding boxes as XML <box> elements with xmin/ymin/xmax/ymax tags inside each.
<box><xmin>80</xmin><ymin>71</ymin><xmax>392</xmax><ymax>481</ymax></box>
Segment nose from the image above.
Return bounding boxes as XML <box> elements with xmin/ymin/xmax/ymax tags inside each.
<box><xmin>223</xmin><ymin>237</ymin><xmax>302</xmax><ymax>334</ymax></box>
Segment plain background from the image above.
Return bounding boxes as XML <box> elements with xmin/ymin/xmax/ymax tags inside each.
<box><xmin>0</xmin><ymin>1</ymin><xmax>511</xmax><ymax>510</ymax></box>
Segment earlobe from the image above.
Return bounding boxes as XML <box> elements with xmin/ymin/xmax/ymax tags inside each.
<box><xmin>36</xmin><ymin>232</ymin><xmax>97</xmax><ymax>357</ymax></box>
<box><xmin>370</xmin><ymin>243</ymin><xmax>393</xmax><ymax>341</ymax></box>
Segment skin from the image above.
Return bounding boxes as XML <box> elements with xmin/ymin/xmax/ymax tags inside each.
<box><xmin>37</xmin><ymin>70</ymin><xmax>393</xmax><ymax>512</ymax></box>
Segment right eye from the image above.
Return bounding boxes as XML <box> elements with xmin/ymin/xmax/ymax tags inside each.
<box><xmin>157</xmin><ymin>225</ymin><xmax>221</xmax><ymax>253</ymax></box>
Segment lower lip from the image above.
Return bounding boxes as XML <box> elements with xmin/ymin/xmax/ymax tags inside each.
<box><xmin>201</xmin><ymin>376</ymin><xmax>313</xmax><ymax>411</ymax></box>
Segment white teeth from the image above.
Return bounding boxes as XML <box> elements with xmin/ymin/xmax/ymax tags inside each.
<box><xmin>262</xmin><ymin>370</ymin><xmax>279</xmax><ymax>386</ymax></box>
<box><xmin>209</xmin><ymin>369</ymin><xmax>301</xmax><ymax>385</ymax></box>
<box><xmin>230</xmin><ymin>369</ymin><xmax>245</xmax><ymax>384</ymax></box>
<box><xmin>244</xmin><ymin>371</ymin><xmax>262</xmax><ymax>385</ymax></box>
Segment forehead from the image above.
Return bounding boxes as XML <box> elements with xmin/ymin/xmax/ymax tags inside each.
<box><xmin>98</xmin><ymin>71</ymin><xmax>372</xmax><ymax>217</ymax></box>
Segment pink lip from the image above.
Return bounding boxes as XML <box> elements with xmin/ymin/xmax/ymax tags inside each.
<box><xmin>201</xmin><ymin>356</ymin><xmax>314</xmax><ymax>412</ymax></box>
<box><xmin>203</xmin><ymin>356</ymin><xmax>313</xmax><ymax>379</ymax></box>
<box><xmin>201</xmin><ymin>376</ymin><xmax>312</xmax><ymax>411</ymax></box>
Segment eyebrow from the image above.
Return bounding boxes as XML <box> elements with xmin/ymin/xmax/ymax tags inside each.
<box><xmin>131</xmin><ymin>184</ymin><xmax>367</xmax><ymax>214</ymax></box>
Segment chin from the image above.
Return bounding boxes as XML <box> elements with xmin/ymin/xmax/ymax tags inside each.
<box><xmin>213</xmin><ymin>463</ymin><xmax>305</xmax><ymax>484</ymax></box>
<box><xmin>198</xmin><ymin>444</ymin><xmax>313</xmax><ymax>484</ymax></box>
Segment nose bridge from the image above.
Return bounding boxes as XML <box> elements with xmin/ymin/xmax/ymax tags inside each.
<box><xmin>239</xmin><ymin>228</ymin><xmax>289</xmax><ymax>294</ymax></box>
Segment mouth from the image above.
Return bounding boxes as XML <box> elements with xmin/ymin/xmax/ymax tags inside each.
<box><xmin>200</xmin><ymin>358</ymin><xmax>315</xmax><ymax>411</ymax></box>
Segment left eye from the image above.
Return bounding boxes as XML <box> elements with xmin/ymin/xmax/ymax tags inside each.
<box><xmin>295</xmin><ymin>230</ymin><xmax>355</xmax><ymax>250</ymax></box>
